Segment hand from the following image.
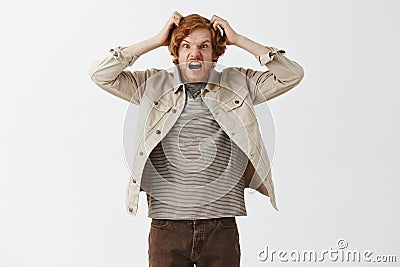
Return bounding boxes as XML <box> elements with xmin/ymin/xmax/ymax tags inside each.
<box><xmin>210</xmin><ymin>15</ymin><xmax>240</xmax><ymax>45</ymax></box>
<box><xmin>155</xmin><ymin>11</ymin><xmax>183</xmax><ymax>46</ymax></box>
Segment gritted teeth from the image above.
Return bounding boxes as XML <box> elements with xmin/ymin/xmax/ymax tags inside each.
<box><xmin>188</xmin><ymin>62</ymin><xmax>202</xmax><ymax>69</ymax></box>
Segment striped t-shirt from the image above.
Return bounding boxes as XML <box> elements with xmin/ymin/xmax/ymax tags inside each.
<box><xmin>141</xmin><ymin>82</ymin><xmax>249</xmax><ymax>219</ymax></box>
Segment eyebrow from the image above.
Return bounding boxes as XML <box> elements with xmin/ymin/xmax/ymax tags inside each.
<box><xmin>182</xmin><ymin>39</ymin><xmax>211</xmax><ymax>44</ymax></box>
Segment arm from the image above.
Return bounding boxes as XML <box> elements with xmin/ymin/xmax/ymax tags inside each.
<box><xmin>210</xmin><ymin>15</ymin><xmax>304</xmax><ymax>104</ymax></box>
<box><xmin>89</xmin><ymin>11</ymin><xmax>183</xmax><ymax>105</ymax></box>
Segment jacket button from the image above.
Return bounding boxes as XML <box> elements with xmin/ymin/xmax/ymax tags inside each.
<box><xmin>154</xmin><ymin>101</ymin><xmax>158</xmax><ymax>105</ymax></box>
<box><xmin>128</xmin><ymin>208</ymin><xmax>133</xmax><ymax>212</ymax></box>
<box><xmin>172</xmin><ymin>108</ymin><xmax>177</xmax><ymax>113</ymax></box>
<box><xmin>139</xmin><ymin>151</ymin><xmax>143</xmax><ymax>156</ymax></box>
<box><xmin>234</xmin><ymin>100</ymin><xmax>240</xmax><ymax>104</ymax></box>
<box><xmin>156</xmin><ymin>130</ymin><xmax>161</xmax><ymax>134</ymax></box>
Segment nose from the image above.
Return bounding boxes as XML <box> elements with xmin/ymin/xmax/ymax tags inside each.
<box><xmin>189</xmin><ymin>46</ymin><xmax>201</xmax><ymax>59</ymax></box>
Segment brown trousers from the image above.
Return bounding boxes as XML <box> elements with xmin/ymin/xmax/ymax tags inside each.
<box><xmin>148</xmin><ymin>217</ymin><xmax>241</xmax><ymax>267</ymax></box>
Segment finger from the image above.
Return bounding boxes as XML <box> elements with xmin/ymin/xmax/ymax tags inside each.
<box><xmin>217</xmin><ymin>24</ymin><xmax>224</xmax><ymax>36</ymax></box>
<box><xmin>170</xmin><ymin>12</ymin><xmax>180</xmax><ymax>20</ymax></box>
<box><xmin>170</xmin><ymin>13</ymin><xmax>182</xmax><ymax>26</ymax></box>
<box><xmin>210</xmin><ymin>15</ymin><xmax>221</xmax><ymax>23</ymax></box>
<box><xmin>212</xmin><ymin>21</ymin><xmax>221</xmax><ymax>31</ymax></box>
<box><xmin>210</xmin><ymin>15</ymin><xmax>215</xmax><ymax>24</ymax></box>
<box><xmin>172</xmin><ymin>11</ymin><xmax>183</xmax><ymax>20</ymax></box>
<box><xmin>210</xmin><ymin>15</ymin><xmax>218</xmax><ymax>25</ymax></box>
<box><xmin>174</xmin><ymin>17</ymin><xmax>181</xmax><ymax>26</ymax></box>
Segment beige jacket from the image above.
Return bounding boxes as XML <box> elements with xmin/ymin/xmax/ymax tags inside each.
<box><xmin>89</xmin><ymin>46</ymin><xmax>304</xmax><ymax>217</ymax></box>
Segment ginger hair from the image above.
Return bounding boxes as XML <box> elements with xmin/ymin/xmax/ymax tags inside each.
<box><xmin>168</xmin><ymin>14</ymin><xmax>226</xmax><ymax>64</ymax></box>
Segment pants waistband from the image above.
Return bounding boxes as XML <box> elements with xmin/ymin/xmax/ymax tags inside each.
<box><xmin>152</xmin><ymin>217</ymin><xmax>235</xmax><ymax>225</ymax></box>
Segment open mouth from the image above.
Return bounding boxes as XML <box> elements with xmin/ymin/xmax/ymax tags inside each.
<box><xmin>188</xmin><ymin>62</ymin><xmax>202</xmax><ymax>70</ymax></box>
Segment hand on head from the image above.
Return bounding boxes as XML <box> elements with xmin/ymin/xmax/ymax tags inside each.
<box><xmin>210</xmin><ymin>15</ymin><xmax>240</xmax><ymax>45</ymax></box>
<box><xmin>156</xmin><ymin>11</ymin><xmax>184</xmax><ymax>46</ymax></box>
<box><xmin>157</xmin><ymin>12</ymin><xmax>238</xmax><ymax>47</ymax></box>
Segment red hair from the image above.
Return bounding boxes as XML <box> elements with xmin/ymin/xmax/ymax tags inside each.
<box><xmin>168</xmin><ymin>14</ymin><xmax>226</xmax><ymax>64</ymax></box>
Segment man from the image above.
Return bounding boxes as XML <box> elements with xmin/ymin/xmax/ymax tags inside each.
<box><xmin>89</xmin><ymin>12</ymin><xmax>303</xmax><ymax>267</ymax></box>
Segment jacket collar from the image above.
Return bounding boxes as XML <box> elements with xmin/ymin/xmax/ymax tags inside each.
<box><xmin>172</xmin><ymin>65</ymin><xmax>220</xmax><ymax>93</ymax></box>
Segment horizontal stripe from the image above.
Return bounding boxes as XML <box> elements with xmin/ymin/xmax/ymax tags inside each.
<box><xmin>144</xmin><ymin>88</ymin><xmax>247</xmax><ymax>219</ymax></box>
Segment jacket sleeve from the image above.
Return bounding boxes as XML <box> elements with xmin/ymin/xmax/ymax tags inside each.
<box><xmin>240</xmin><ymin>47</ymin><xmax>304</xmax><ymax>105</ymax></box>
<box><xmin>88</xmin><ymin>46</ymin><xmax>159</xmax><ymax>105</ymax></box>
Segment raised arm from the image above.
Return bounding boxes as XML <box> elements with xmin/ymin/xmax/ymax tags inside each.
<box><xmin>89</xmin><ymin>11</ymin><xmax>183</xmax><ymax>104</ymax></box>
<box><xmin>210</xmin><ymin>15</ymin><xmax>304</xmax><ymax>104</ymax></box>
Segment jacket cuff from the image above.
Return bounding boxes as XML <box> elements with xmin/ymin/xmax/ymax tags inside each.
<box><xmin>256</xmin><ymin>47</ymin><xmax>286</xmax><ymax>66</ymax></box>
<box><xmin>108</xmin><ymin>46</ymin><xmax>139</xmax><ymax>67</ymax></box>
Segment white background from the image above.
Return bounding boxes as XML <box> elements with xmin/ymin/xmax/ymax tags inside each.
<box><xmin>1</xmin><ymin>0</ymin><xmax>399</xmax><ymax>266</ymax></box>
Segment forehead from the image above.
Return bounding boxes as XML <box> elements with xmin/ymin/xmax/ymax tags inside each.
<box><xmin>182</xmin><ymin>28</ymin><xmax>212</xmax><ymax>43</ymax></box>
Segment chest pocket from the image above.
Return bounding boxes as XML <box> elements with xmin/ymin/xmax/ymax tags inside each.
<box><xmin>142</xmin><ymin>94</ymin><xmax>172</xmax><ymax>131</ymax></box>
<box><xmin>221</xmin><ymin>88</ymin><xmax>257</xmax><ymax>126</ymax></box>
<box><xmin>224</xmin><ymin>91</ymin><xmax>248</xmax><ymax>110</ymax></box>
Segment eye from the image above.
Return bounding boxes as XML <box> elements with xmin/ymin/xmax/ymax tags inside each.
<box><xmin>182</xmin><ymin>43</ymin><xmax>190</xmax><ymax>48</ymax></box>
<box><xmin>200</xmin><ymin>44</ymin><xmax>208</xmax><ymax>49</ymax></box>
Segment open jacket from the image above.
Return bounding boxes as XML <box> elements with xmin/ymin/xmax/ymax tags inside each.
<box><xmin>89</xmin><ymin>46</ymin><xmax>304</xmax><ymax>217</ymax></box>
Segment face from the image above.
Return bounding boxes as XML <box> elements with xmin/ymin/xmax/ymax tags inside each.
<box><xmin>177</xmin><ymin>28</ymin><xmax>215</xmax><ymax>83</ymax></box>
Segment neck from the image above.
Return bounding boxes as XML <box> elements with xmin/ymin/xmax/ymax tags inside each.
<box><xmin>178</xmin><ymin>70</ymin><xmax>210</xmax><ymax>85</ymax></box>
